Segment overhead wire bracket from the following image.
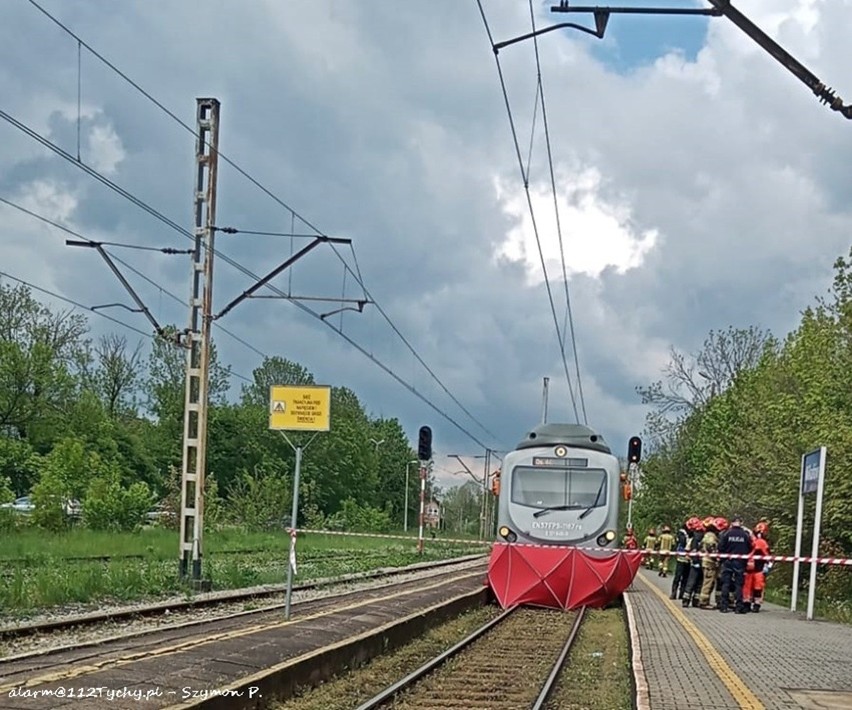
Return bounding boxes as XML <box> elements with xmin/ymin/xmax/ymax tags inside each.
<box><xmin>548</xmin><ymin>0</ymin><xmax>852</xmax><ymax>119</ymax></box>
<box><xmin>213</xmin><ymin>235</ymin><xmax>352</xmax><ymax>320</ymax></box>
<box><xmin>65</xmin><ymin>239</ymin><xmax>174</xmax><ymax>342</ymax></box>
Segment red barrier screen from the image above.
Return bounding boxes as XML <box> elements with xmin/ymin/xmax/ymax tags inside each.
<box><xmin>488</xmin><ymin>543</ymin><xmax>643</xmax><ymax>610</ymax></box>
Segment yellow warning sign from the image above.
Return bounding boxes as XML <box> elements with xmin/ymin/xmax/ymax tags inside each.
<box><xmin>269</xmin><ymin>385</ymin><xmax>331</xmax><ymax>432</ymax></box>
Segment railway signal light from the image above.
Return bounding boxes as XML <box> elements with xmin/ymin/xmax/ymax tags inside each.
<box><xmin>628</xmin><ymin>436</ymin><xmax>642</xmax><ymax>464</ymax></box>
<box><xmin>418</xmin><ymin>426</ymin><xmax>432</xmax><ymax>461</ymax></box>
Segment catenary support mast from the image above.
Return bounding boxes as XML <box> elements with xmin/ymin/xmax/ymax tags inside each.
<box><xmin>179</xmin><ymin>98</ymin><xmax>220</xmax><ymax>581</ymax></box>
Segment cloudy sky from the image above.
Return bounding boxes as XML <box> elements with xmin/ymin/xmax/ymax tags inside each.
<box><xmin>2</xmin><ymin>0</ymin><xmax>851</xmax><ymax>488</ymax></box>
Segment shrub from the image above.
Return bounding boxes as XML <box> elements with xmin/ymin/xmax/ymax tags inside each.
<box><xmin>84</xmin><ymin>475</ymin><xmax>152</xmax><ymax>532</ymax></box>
<box><xmin>227</xmin><ymin>467</ymin><xmax>290</xmax><ymax>532</ymax></box>
<box><xmin>338</xmin><ymin>498</ymin><xmax>392</xmax><ymax>533</ymax></box>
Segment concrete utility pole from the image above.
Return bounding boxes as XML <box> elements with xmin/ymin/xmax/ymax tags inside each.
<box><xmin>179</xmin><ymin>98</ymin><xmax>220</xmax><ymax>583</ymax></box>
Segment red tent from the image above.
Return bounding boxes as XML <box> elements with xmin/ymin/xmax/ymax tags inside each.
<box><xmin>487</xmin><ymin>543</ymin><xmax>643</xmax><ymax>610</ymax></box>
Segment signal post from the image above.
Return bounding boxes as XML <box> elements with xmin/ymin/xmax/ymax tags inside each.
<box><xmin>417</xmin><ymin>426</ymin><xmax>432</xmax><ymax>554</ymax></box>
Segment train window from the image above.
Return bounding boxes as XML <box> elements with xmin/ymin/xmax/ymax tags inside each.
<box><xmin>510</xmin><ymin>466</ymin><xmax>607</xmax><ymax>509</ymax></box>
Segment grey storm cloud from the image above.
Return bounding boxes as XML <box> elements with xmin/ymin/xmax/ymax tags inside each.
<box><xmin>2</xmin><ymin>0</ymin><xmax>852</xmax><ymax>486</ymax></box>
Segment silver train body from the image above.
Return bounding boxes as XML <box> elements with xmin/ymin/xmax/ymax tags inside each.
<box><xmin>496</xmin><ymin>423</ymin><xmax>621</xmax><ymax>549</ymax></box>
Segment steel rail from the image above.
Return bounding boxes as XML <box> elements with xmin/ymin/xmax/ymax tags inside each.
<box><xmin>355</xmin><ymin>605</ymin><xmax>519</xmax><ymax>710</ymax></box>
<box><xmin>532</xmin><ymin>605</ymin><xmax>588</xmax><ymax>709</ymax></box>
<box><xmin>0</xmin><ymin>555</ymin><xmax>486</xmax><ymax>642</ymax></box>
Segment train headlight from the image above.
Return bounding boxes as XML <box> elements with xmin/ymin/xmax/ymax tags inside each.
<box><xmin>499</xmin><ymin>526</ymin><xmax>517</xmax><ymax>543</ymax></box>
<box><xmin>554</xmin><ymin>445</ymin><xmax>568</xmax><ymax>457</ymax></box>
<box><xmin>596</xmin><ymin>530</ymin><xmax>617</xmax><ymax>546</ymax></box>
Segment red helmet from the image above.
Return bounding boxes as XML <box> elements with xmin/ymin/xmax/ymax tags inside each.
<box><xmin>693</xmin><ymin>519</ymin><xmax>706</xmax><ymax>532</ymax></box>
<box><xmin>714</xmin><ymin>517</ymin><xmax>729</xmax><ymax>532</ymax></box>
<box><xmin>754</xmin><ymin>521</ymin><xmax>769</xmax><ymax>535</ymax></box>
<box><xmin>686</xmin><ymin>516</ymin><xmax>701</xmax><ymax>531</ymax></box>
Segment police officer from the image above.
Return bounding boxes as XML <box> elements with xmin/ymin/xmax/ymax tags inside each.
<box><xmin>717</xmin><ymin>514</ymin><xmax>753</xmax><ymax>613</ymax></box>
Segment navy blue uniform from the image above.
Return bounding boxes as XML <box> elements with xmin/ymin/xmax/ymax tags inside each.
<box><xmin>718</xmin><ymin>524</ymin><xmax>753</xmax><ymax>612</ymax></box>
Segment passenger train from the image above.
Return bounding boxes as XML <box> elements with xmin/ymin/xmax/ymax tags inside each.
<box><xmin>488</xmin><ymin>422</ymin><xmax>639</xmax><ymax>610</ymax></box>
<box><xmin>495</xmin><ymin>423</ymin><xmax>621</xmax><ymax>549</ymax></box>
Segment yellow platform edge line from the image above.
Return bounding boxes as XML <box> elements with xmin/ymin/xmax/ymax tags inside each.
<box><xmin>637</xmin><ymin>574</ymin><xmax>765</xmax><ymax>710</ymax></box>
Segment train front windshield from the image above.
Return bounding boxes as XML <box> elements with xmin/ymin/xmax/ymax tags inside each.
<box><xmin>511</xmin><ymin>466</ymin><xmax>607</xmax><ymax>510</ymax></box>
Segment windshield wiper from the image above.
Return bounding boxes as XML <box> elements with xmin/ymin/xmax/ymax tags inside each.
<box><xmin>533</xmin><ymin>504</ymin><xmax>574</xmax><ymax>518</ymax></box>
<box><xmin>578</xmin><ymin>477</ymin><xmax>606</xmax><ymax>520</ymax></box>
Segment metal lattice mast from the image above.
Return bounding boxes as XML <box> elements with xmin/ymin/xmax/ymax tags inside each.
<box><xmin>179</xmin><ymin>98</ymin><xmax>220</xmax><ymax>581</ymax></box>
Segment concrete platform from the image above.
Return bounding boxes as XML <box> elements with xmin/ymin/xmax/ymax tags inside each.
<box><xmin>626</xmin><ymin>567</ymin><xmax>852</xmax><ymax>710</ymax></box>
<box><xmin>0</xmin><ymin>569</ymin><xmax>487</xmax><ymax>710</ymax></box>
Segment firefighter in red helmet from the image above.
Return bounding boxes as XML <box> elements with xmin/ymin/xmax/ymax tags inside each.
<box><xmin>743</xmin><ymin>521</ymin><xmax>771</xmax><ymax>612</ymax></box>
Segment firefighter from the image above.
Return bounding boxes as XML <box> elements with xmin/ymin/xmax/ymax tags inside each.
<box><xmin>718</xmin><ymin>514</ymin><xmax>753</xmax><ymax>613</ymax></box>
<box><xmin>699</xmin><ymin>517</ymin><xmax>728</xmax><ymax>608</ymax></box>
<box><xmin>643</xmin><ymin>528</ymin><xmax>658</xmax><ymax>569</ymax></box>
<box><xmin>623</xmin><ymin>526</ymin><xmax>639</xmax><ymax>550</ymax></box>
<box><xmin>657</xmin><ymin>525</ymin><xmax>675</xmax><ymax>577</ymax></box>
<box><xmin>743</xmin><ymin>521</ymin><xmax>771</xmax><ymax>612</ymax></box>
<box><xmin>681</xmin><ymin>517</ymin><xmax>706</xmax><ymax>608</ymax></box>
<box><xmin>670</xmin><ymin>518</ymin><xmax>693</xmax><ymax>600</ymax></box>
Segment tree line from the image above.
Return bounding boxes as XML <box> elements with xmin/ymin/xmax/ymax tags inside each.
<box><xmin>0</xmin><ymin>282</ymin><xmax>441</xmax><ymax>534</ymax></box>
<box><xmin>634</xmin><ymin>247</ymin><xmax>852</xmax><ymax>602</ymax></box>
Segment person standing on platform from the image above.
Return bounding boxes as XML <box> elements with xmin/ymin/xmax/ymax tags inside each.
<box><xmin>643</xmin><ymin>528</ymin><xmax>658</xmax><ymax>569</ymax></box>
<box><xmin>657</xmin><ymin>525</ymin><xmax>675</xmax><ymax>577</ymax></box>
<box><xmin>670</xmin><ymin>518</ymin><xmax>693</xmax><ymax>599</ymax></box>
<box><xmin>699</xmin><ymin>517</ymin><xmax>728</xmax><ymax>608</ymax></box>
<box><xmin>744</xmin><ymin>521</ymin><xmax>771</xmax><ymax>612</ymax></box>
<box><xmin>681</xmin><ymin>518</ymin><xmax>706</xmax><ymax>608</ymax></box>
<box><xmin>718</xmin><ymin>514</ymin><xmax>753</xmax><ymax>613</ymax></box>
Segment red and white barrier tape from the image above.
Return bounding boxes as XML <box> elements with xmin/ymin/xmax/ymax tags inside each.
<box><xmin>287</xmin><ymin>528</ymin><xmax>852</xmax><ymax>567</ymax></box>
<box><xmin>631</xmin><ymin>548</ymin><xmax>852</xmax><ymax>567</ymax></box>
<box><xmin>294</xmin><ymin>527</ymin><xmax>490</xmax><ymax>548</ymax></box>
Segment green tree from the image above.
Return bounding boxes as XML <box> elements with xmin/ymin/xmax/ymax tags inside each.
<box><xmin>0</xmin><ymin>283</ymin><xmax>88</xmax><ymax>442</ymax></box>
<box><xmin>240</xmin><ymin>356</ymin><xmax>314</xmax><ymax>407</ymax></box>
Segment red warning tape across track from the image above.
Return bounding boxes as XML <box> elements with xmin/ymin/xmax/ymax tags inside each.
<box><xmin>289</xmin><ymin>528</ymin><xmax>852</xmax><ymax>567</ymax></box>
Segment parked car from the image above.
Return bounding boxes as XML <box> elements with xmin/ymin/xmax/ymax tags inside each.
<box><xmin>0</xmin><ymin>496</ymin><xmax>35</xmax><ymax>514</ymax></box>
<box><xmin>146</xmin><ymin>501</ymin><xmax>175</xmax><ymax>524</ymax></box>
<box><xmin>0</xmin><ymin>496</ymin><xmax>81</xmax><ymax>517</ymax></box>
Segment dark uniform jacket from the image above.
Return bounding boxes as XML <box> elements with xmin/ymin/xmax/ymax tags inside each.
<box><xmin>718</xmin><ymin>525</ymin><xmax>753</xmax><ymax>561</ymax></box>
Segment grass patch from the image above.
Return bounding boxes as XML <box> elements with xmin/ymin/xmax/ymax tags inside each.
<box><xmin>764</xmin><ymin>587</ymin><xmax>852</xmax><ymax>625</ymax></box>
<box><xmin>0</xmin><ymin>528</ymin><xmax>484</xmax><ymax>615</ymax></box>
<box><xmin>550</xmin><ymin>607</ymin><xmax>633</xmax><ymax>710</ymax></box>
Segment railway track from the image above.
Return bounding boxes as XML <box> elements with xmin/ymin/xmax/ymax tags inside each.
<box><xmin>355</xmin><ymin>605</ymin><xmax>586</xmax><ymax>710</ymax></box>
<box><xmin>0</xmin><ymin>554</ymin><xmax>485</xmax><ymax>645</ymax></box>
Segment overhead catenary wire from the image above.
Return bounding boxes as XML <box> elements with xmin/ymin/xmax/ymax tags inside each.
<box><xmin>0</xmin><ymin>269</ymin><xmax>253</xmax><ymax>384</ymax></box>
<box><xmin>474</xmin><ymin>0</ymin><xmax>580</xmax><ymax>424</ymax></box>
<box><xmin>0</xmin><ymin>190</ymin><xmax>487</xmax><ymax>445</ymax></box>
<box><xmin>527</xmin><ymin>0</ymin><xmax>587</xmax><ymax>424</ymax></box>
<box><xmin>16</xmin><ymin>0</ymin><xmax>500</xmax><ymax>446</ymax></box>
<box><xmin>0</xmin><ymin>195</ymin><xmax>269</xmax><ymax>363</ymax></box>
